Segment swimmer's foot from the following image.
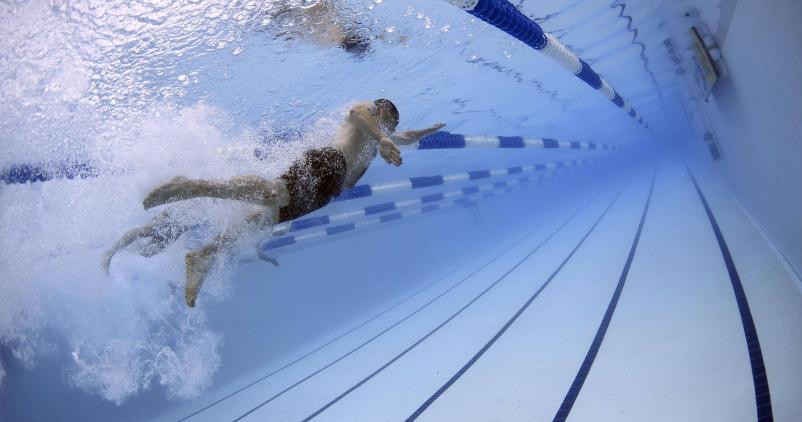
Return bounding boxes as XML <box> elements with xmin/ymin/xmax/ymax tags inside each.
<box><xmin>257</xmin><ymin>249</ymin><xmax>280</xmax><ymax>267</ymax></box>
<box><xmin>143</xmin><ymin>176</ymin><xmax>192</xmax><ymax>210</ymax></box>
<box><xmin>185</xmin><ymin>248</ymin><xmax>214</xmax><ymax>308</ymax></box>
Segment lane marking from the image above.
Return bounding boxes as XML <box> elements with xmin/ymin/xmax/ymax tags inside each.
<box><xmin>553</xmin><ymin>167</ymin><xmax>657</xmax><ymax>421</ymax></box>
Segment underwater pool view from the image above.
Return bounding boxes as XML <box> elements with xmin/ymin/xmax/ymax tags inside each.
<box><xmin>2</xmin><ymin>0</ymin><xmax>801</xmax><ymax>421</ymax></box>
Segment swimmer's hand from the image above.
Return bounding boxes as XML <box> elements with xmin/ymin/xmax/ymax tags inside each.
<box><xmin>379</xmin><ymin>137</ymin><xmax>402</xmax><ymax>166</ymax></box>
<box><xmin>428</xmin><ymin>122</ymin><xmax>447</xmax><ymax>132</ymax></box>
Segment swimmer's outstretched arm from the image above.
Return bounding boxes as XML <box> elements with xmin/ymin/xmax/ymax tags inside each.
<box><xmin>391</xmin><ymin>122</ymin><xmax>447</xmax><ymax>145</ymax></box>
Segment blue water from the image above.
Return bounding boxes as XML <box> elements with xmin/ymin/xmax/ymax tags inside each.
<box><xmin>2</xmin><ymin>0</ymin><xmax>799</xmax><ymax>421</ymax></box>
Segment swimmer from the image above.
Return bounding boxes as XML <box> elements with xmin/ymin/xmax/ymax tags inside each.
<box><xmin>139</xmin><ymin>99</ymin><xmax>445</xmax><ymax>307</ymax></box>
<box><xmin>271</xmin><ymin>0</ymin><xmax>374</xmax><ymax>59</ymax></box>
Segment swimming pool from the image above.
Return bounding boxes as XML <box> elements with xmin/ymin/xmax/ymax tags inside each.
<box><xmin>2</xmin><ymin>0</ymin><xmax>801</xmax><ymax>421</ymax></box>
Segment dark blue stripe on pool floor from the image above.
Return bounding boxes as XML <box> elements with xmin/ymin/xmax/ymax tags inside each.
<box><xmin>552</xmin><ymin>168</ymin><xmax>656</xmax><ymax>421</ymax></box>
<box><xmin>684</xmin><ymin>163</ymin><xmax>773</xmax><ymax>422</ymax></box>
<box><xmin>231</xmin><ymin>191</ymin><xmax>600</xmax><ymax>422</ymax></box>
<box><xmin>405</xmin><ymin>177</ymin><xmax>632</xmax><ymax>422</ymax></box>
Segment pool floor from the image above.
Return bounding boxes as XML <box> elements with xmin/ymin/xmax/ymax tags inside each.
<box><xmin>155</xmin><ymin>157</ymin><xmax>802</xmax><ymax>421</ymax></box>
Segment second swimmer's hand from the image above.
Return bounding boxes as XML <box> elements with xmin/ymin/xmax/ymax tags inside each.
<box><xmin>379</xmin><ymin>137</ymin><xmax>402</xmax><ymax>166</ymax></box>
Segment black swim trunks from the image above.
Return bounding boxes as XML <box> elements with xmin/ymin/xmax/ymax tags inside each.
<box><xmin>278</xmin><ymin>147</ymin><xmax>347</xmax><ymax>223</ymax></box>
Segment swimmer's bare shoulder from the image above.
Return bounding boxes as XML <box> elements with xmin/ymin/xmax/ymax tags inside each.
<box><xmin>347</xmin><ymin>101</ymin><xmax>402</xmax><ymax>165</ymax></box>
<box><xmin>334</xmin><ymin>101</ymin><xmax>375</xmax><ymax>149</ymax></box>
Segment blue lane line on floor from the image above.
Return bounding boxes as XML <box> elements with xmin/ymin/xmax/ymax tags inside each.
<box><xmin>405</xmin><ymin>177</ymin><xmax>633</xmax><ymax>422</ymax></box>
<box><xmin>552</xmin><ymin>167</ymin><xmax>657</xmax><ymax>421</ymax></box>
<box><xmin>684</xmin><ymin>163</ymin><xmax>774</xmax><ymax>422</ymax></box>
<box><xmin>296</xmin><ymin>183</ymin><xmax>622</xmax><ymax>422</ymax></box>
<box><xmin>176</xmin><ymin>246</ymin><xmax>496</xmax><ymax>422</ymax></box>
<box><xmin>230</xmin><ymin>190</ymin><xmax>600</xmax><ymax>422</ymax></box>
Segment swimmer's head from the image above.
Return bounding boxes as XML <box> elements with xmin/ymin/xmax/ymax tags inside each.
<box><xmin>374</xmin><ymin>99</ymin><xmax>399</xmax><ymax>133</ymax></box>
<box><xmin>339</xmin><ymin>32</ymin><xmax>372</xmax><ymax>59</ymax></box>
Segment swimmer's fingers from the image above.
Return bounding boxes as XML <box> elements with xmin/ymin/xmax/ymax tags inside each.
<box><xmin>390</xmin><ymin>149</ymin><xmax>402</xmax><ymax>165</ymax></box>
<box><xmin>380</xmin><ymin>142</ymin><xmax>402</xmax><ymax>166</ymax></box>
<box><xmin>393</xmin><ymin>152</ymin><xmax>403</xmax><ymax>166</ymax></box>
<box><xmin>385</xmin><ymin>151</ymin><xmax>402</xmax><ymax>166</ymax></box>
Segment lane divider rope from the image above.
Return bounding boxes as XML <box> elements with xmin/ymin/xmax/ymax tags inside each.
<box><xmin>404</xmin><ymin>131</ymin><xmax>622</xmax><ymax>151</ymax></box>
<box><xmin>263</xmin><ymin>168</ymin><xmax>577</xmax><ymax>252</ymax></box>
<box><xmin>442</xmin><ymin>0</ymin><xmax>649</xmax><ymax>127</ymax></box>
<box><xmin>333</xmin><ymin>157</ymin><xmax>604</xmax><ymax>202</ymax></box>
<box><xmin>270</xmin><ymin>161</ymin><xmax>600</xmax><ymax>237</ymax></box>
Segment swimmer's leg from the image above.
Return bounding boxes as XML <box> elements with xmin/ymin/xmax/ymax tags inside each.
<box><xmin>102</xmin><ymin>225</ymin><xmax>155</xmax><ymax>275</ymax></box>
<box><xmin>143</xmin><ymin>176</ymin><xmax>289</xmax><ymax>210</ymax></box>
<box><xmin>102</xmin><ymin>210</ymin><xmax>179</xmax><ymax>275</ymax></box>
<box><xmin>184</xmin><ymin>207</ymin><xmax>278</xmax><ymax>307</ymax></box>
